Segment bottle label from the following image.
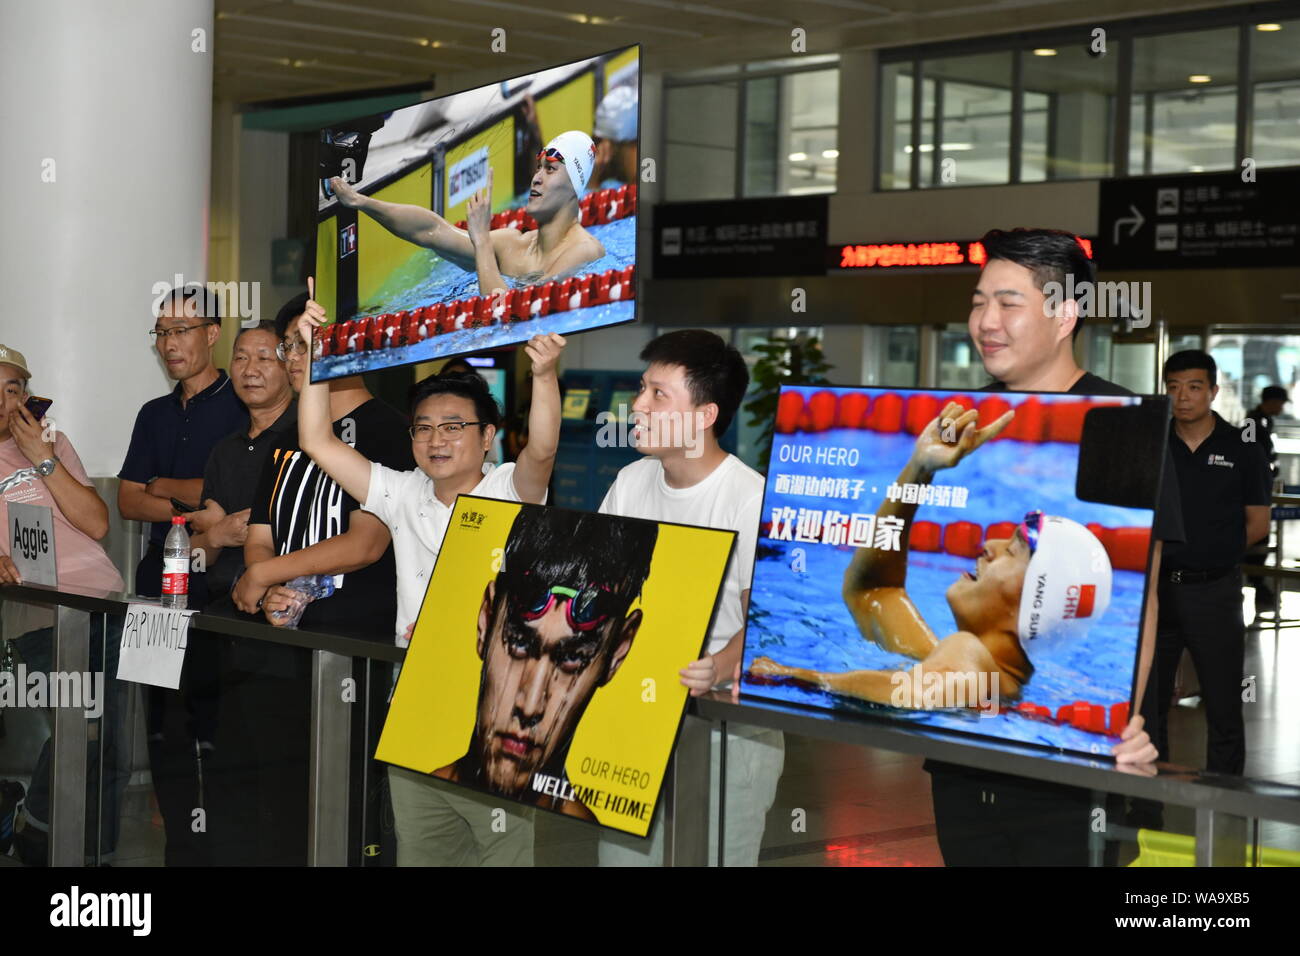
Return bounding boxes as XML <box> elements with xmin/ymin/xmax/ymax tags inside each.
<box><xmin>162</xmin><ymin>556</ymin><xmax>189</xmax><ymax>595</ymax></box>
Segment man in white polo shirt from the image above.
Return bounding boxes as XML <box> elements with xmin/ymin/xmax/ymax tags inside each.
<box><xmin>597</xmin><ymin>329</ymin><xmax>783</xmax><ymax>866</ymax></box>
<box><xmin>292</xmin><ymin>287</ymin><xmax>564</xmax><ymax>866</ymax></box>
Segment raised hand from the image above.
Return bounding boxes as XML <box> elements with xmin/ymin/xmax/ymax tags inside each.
<box><xmin>524</xmin><ymin>333</ymin><xmax>565</xmax><ymax>379</ymax></box>
<box><xmin>910</xmin><ymin>401</ymin><xmax>1013</xmax><ymax>473</ymax></box>
<box><xmin>466</xmin><ymin>167</ymin><xmax>494</xmax><ymax>245</ymax></box>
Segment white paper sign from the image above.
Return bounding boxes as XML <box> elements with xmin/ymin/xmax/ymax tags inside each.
<box><xmin>9</xmin><ymin>501</ymin><xmax>57</xmax><ymax>586</ymax></box>
<box><xmin>116</xmin><ymin>604</ymin><xmax>193</xmax><ymax>689</ymax></box>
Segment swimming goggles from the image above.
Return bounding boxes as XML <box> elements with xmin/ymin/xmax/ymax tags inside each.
<box><xmin>1018</xmin><ymin>509</ymin><xmax>1044</xmax><ymax>555</ymax></box>
<box><xmin>537</xmin><ymin>146</ymin><xmax>566</xmax><ymax>165</ymax></box>
<box><xmin>517</xmin><ymin>580</ymin><xmax>620</xmax><ymax>632</ymax></box>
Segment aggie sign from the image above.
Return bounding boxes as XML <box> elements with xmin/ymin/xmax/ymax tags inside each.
<box><xmin>9</xmin><ymin>501</ymin><xmax>57</xmax><ymax>586</ymax></box>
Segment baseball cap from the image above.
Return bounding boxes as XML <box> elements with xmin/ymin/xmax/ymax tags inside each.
<box><xmin>0</xmin><ymin>344</ymin><xmax>31</xmax><ymax>379</ymax></box>
<box><xmin>1016</xmin><ymin>511</ymin><xmax>1113</xmax><ymax>652</ymax></box>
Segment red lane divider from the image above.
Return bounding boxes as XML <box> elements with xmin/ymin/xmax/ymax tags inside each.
<box><xmin>451</xmin><ymin>182</ymin><xmax>638</xmax><ymax>234</ymax></box>
<box><xmin>318</xmin><ymin>263</ymin><xmax>636</xmax><ymax>357</ymax></box>
<box><xmin>773</xmin><ymin>391</ymin><xmax>1124</xmax><ymax>444</ymax></box>
<box><xmin>1013</xmin><ymin>699</ymin><xmax>1129</xmax><ymax>736</ymax></box>
<box><xmin>910</xmin><ymin>518</ymin><xmax>1150</xmax><ymax>571</ymax></box>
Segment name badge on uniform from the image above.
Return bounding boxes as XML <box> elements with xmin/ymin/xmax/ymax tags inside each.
<box><xmin>1207</xmin><ymin>454</ymin><xmax>1234</xmax><ymax>468</ymax></box>
<box><xmin>9</xmin><ymin>501</ymin><xmax>57</xmax><ymax>586</ymax></box>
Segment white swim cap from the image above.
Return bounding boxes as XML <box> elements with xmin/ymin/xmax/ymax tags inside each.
<box><xmin>595</xmin><ymin>85</ymin><xmax>639</xmax><ymax>142</ymax></box>
<box><xmin>539</xmin><ymin>130</ymin><xmax>596</xmax><ymax>198</ymax></box>
<box><xmin>1016</xmin><ymin>511</ymin><xmax>1113</xmax><ymax>651</ymax></box>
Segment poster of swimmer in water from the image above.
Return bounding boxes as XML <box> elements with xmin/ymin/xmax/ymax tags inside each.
<box><xmin>310</xmin><ymin>45</ymin><xmax>640</xmax><ymax>382</ymax></box>
<box><xmin>744</xmin><ymin>385</ymin><xmax>1164</xmax><ymax>757</ymax></box>
<box><xmin>377</xmin><ymin>497</ymin><xmax>735</xmax><ymax>837</ymax></box>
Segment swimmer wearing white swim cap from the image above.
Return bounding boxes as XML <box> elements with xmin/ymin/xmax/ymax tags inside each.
<box><xmin>751</xmin><ymin>401</ymin><xmax>1113</xmax><ymax>710</ymax></box>
<box><xmin>328</xmin><ymin>129</ymin><xmax>603</xmax><ymax>301</ymax></box>
<box><xmin>592</xmin><ymin>83</ymin><xmax>639</xmax><ymax>186</ymax></box>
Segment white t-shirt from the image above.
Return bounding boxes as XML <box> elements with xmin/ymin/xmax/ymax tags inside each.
<box><xmin>598</xmin><ymin>454</ymin><xmax>764</xmax><ymax>656</ymax></box>
<box><xmin>363</xmin><ymin>461</ymin><xmax>528</xmax><ymax>645</ymax></box>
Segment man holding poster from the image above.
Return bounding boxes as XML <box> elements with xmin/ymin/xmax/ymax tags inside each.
<box><xmin>294</xmin><ymin>288</ymin><xmax>564</xmax><ymax>865</ymax></box>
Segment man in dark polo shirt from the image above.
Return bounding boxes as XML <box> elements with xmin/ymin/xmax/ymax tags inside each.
<box><xmin>116</xmin><ymin>283</ymin><xmax>247</xmax><ymax>865</ymax></box>
<box><xmin>118</xmin><ymin>284</ymin><xmax>246</xmax><ymax>606</ymax></box>
<box><xmin>924</xmin><ymin>228</ymin><xmax>1175</xmax><ymax>866</ymax></box>
<box><xmin>1141</xmin><ymin>350</ymin><xmax>1272</xmax><ymax>776</ymax></box>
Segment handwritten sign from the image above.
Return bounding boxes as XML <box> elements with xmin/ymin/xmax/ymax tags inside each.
<box><xmin>116</xmin><ymin>604</ymin><xmax>193</xmax><ymax>689</ymax></box>
<box><xmin>9</xmin><ymin>501</ymin><xmax>57</xmax><ymax>586</ymax></box>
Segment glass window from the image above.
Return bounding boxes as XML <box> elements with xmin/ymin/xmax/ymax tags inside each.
<box><xmin>1131</xmin><ymin>28</ymin><xmax>1239</xmax><ymax>175</ymax></box>
<box><xmin>920</xmin><ymin>52</ymin><xmax>1013</xmax><ymax>187</ymax></box>
<box><xmin>1021</xmin><ymin>44</ymin><xmax>1119</xmax><ymax>181</ymax></box>
<box><xmin>744</xmin><ymin>68</ymin><xmax>839</xmax><ymax>196</ymax></box>
<box><xmin>664</xmin><ymin>81</ymin><xmax>739</xmax><ymax>201</ymax></box>
<box><xmin>937</xmin><ymin>323</ymin><xmax>991</xmax><ymax>388</ymax></box>
<box><xmin>1252</xmin><ymin>20</ymin><xmax>1300</xmax><ymax>168</ymax></box>
<box><xmin>878</xmin><ymin>62</ymin><xmax>913</xmax><ymax>189</ymax></box>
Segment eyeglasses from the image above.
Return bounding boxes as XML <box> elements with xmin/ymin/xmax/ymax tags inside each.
<box><xmin>408</xmin><ymin>421</ymin><xmax>485</xmax><ymax>441</ymax></box>
<box><xmin>276</xmin><ymin>338</ymin><xmax>322</xmax><ymax>361</ymax></box>
<box><xmin>515</xmin><ymin>579</ymin><xmax>623</xmax><ymax>633</ymax></box>
<box><xmin>149</xmin><ymin>324</ymin><xmax>210</xmax><ymax>341</ymax></box>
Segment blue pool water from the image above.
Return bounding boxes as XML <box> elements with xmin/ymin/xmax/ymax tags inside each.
<box><xmin>315</xmin><ymin>201</ymin><xmax>637</xmax><ymax>378</ymax></box>
<box><xmin>742</xmin><ymin>391</ymin><xmax>1154</xmax><ymax>755</ymax></box>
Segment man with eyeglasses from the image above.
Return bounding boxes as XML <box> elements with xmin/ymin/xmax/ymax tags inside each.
<box><xmin>329</xmin><ymin>131</ymin><xmax>604</xmax><ymax>299</ymax></box>
<box><xmin>292</xmin><ymin>283</ymin><xmax>564</xmax><ymax>866</ymax></box>
<box><xmin>118</xmin><ymin>284</ymin><xmax>246</xmax><ymax>608</ymax></box>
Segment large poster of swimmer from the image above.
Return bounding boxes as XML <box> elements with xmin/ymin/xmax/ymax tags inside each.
<box><xmin>744</xmin><ymin>386</ymin><xmax>1163</xmax><ymax>757</ymax></box>
<box><xmin>310</xmin><ymin>45</ymin><xmax>640</xmax><ymax>382</ymax></box>
<box><xmin>376</xmin><ymin>496</ymin><xmax>734</xmax><ymax>837</ymax></box>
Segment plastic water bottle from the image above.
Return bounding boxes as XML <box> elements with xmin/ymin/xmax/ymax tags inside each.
<box><xmin>272</xmin><ymin>574</ymin><xmax>337</xmax><ymax>627</ymax></box>
<box><xmin>161</xmin><ymin>516</ymin><xmax>190</xmax><ymax>609</ymax></box>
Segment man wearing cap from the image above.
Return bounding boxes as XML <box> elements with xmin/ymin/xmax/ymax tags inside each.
<box><xmin>751</xmin><ymin>402</ymin><xmax>1116</xmax><ymax>709</ymax></box>
<box><xmin>1242</xmin><ymin>385</ymin><xmax>1288</xmax><ymax>614</ymax></box>
<box><xmin>328</xmin><ymin>130</ymin><xmax>604</xmax><ymax>299</ymax></box>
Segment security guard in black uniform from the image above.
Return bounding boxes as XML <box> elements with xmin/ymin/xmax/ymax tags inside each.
<box><xmin>1141</xmin><ymin>350</ymin><xmax>1272</xmax><ymax>776</ymax></box>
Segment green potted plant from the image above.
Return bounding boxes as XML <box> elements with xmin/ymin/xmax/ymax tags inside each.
<box><xmin>744</xmin><ymin>332</ymin><xmax>831</xmax><ymax>472</ymax></box>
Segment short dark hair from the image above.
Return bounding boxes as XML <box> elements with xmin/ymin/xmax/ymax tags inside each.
<box><xmin>1163</xmin><ymin>349</ymin><xmax>1217</xmax><ymax>383</ymax></box>
<box><xmin>1261</xmin><ymin>385</ymin><xmax>1289</xmax><ymax>403</ymax></box>
<box><xmin>274</xmin><ymin>292</ymin><xmax>310</xmax><ymax>339</ymax></box>
<box><xmin>408</xmin><ymin>369</ymin><xmax>502</xmax><ymax>431</ymax></box>
<box><xmin>500</xmin><ymin>508</ymin><xmax>657</xmax><ymax>614</ymax></box>
<box><xmin>156</xmin><ymin>283</ymin><xmax>221</xmax><ymax>324</ymax></box>
<box><xmin>233</xmin><ymin>320</ymin><xmax>280</xmax><ymax>347</ymax></box>
<box><xmin>639</xmin><ymin>330</ymin><xmax>749</xmax><ymax>437</ymax></box>
<box><xmin>980</xmin><ymin>228</ymin><xmax>1096</xmax><ymax>339</ymax></box>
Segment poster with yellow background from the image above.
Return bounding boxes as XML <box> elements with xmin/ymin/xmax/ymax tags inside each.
<box><xmin>377</xmin><ymin>495</ymin><xmax>734</xmax><ymax>837</ymax></box>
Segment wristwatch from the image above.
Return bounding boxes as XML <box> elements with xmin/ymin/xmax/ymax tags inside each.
<box><xmin>36</xmin><ymin>457</ymin><xmax>58</xmax><ymax>477</ymax></box>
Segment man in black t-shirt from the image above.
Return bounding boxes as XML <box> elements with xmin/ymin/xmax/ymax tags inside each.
<box><xmin>1242</xmin><ymin>385</ymin><xmax>1286</xmax><ymax>613</ymax></box>
<box><xmin>1141</xmin><ymin>351</ymin><xmax>1272</xmax><ymax>776</ymax></box>
<box><xmin>923</xmin><ymin>228</ymin><xmax>1175</xmax><ymax>866</ymax></box>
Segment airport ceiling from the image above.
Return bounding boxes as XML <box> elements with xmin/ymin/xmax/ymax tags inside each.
<box><xmin>214</xmin><ymin>0</ymin><xmax>1257</xmax><ymax>105</ymax></box>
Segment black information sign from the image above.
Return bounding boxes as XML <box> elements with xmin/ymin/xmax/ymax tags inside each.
<box><xmin>1096</xmin><ymin>168</ymin><xmax>1300</xmax><ymax>270</ymax></box>
<box><xmin>653</xmin><ymin>195</ymin><xmax>828</xmax><ymax>278</ymax></box>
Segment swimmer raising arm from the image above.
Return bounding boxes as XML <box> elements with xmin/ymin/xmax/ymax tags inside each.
<box><xmin>840</xmin><ymin>402</ymin><xmax>1013</xmax><ymax>660</ymax></box>
<box><xmin>328</xmin><ymin>130</ymin><xmax>604</xmax><ymax>298</ymax></box>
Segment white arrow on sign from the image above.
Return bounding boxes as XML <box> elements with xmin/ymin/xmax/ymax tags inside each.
<box><xmin>1113</xmin><ymin>203</ymin><xmax>1146</xmax><ymax>245</ymax></box>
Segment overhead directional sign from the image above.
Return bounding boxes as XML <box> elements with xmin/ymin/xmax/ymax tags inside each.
<box><xmin>1096</xmin><ymin>168</ymin><xmax>1300</xmax><ymax>270</ymax></box>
